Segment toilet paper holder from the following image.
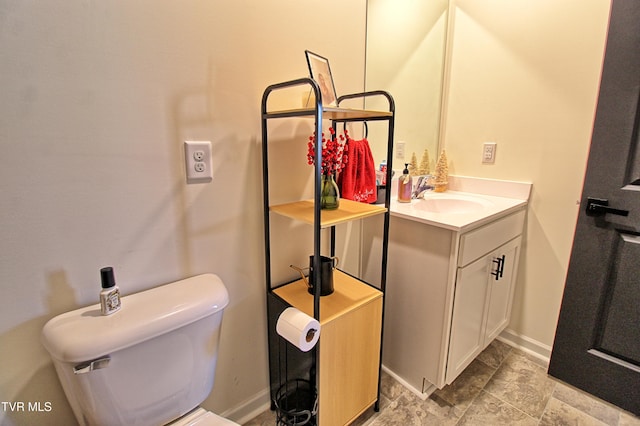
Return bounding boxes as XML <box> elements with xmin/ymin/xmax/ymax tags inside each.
<box><xmin>305</xmin><ymin>328</ymin><xmax>317</xmax><ymax>343</ymax></box>
<box><xmin>276</xmin><ymin>307</ymin><xmax>321</xmax><ymax>352</ymax></box>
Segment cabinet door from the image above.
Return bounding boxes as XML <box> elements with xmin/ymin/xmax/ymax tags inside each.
<box><xmin>446</xmin><ymin>254</ymin><xmax>491</xmax><ymax>384</ymax></box>
<box><xmin>319</xmin><ymin>296</ymin><xmax>382</xmax><ymax>426</ymax></box>
<box><xmin>485</xmin><ymin>237</ymin><xmax>521</xmax><ymax>343</ymax></box>
<box><xmin>446</xmin><ymin>237</ymin><xmax>522</xmax><ymax>384</ymax></box>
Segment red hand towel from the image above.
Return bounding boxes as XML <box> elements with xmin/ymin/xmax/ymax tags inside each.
<box><xmin>338</xmin><ymin>137</ymin><xmax>377</xmax><ymax>203</ymax></box>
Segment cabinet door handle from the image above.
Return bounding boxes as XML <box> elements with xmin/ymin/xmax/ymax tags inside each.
<box><xmin>492</xmin><ymin>257</ymin><xmax>502</xmax><ymax>280</ymax></box>
<box><xmin>491</xmin><ymin>255</ymin><xmax>506</xmax><ymax>281</ymax></box>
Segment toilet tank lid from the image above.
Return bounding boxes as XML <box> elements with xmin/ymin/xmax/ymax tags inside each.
<box><xmin>41</xmin><ymin>273</ymin><xmax>229</xmax><ymax>362</ymax></box>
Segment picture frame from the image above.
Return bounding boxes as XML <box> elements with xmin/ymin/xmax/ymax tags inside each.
<box><xmin>305</xmin><ymin>50</ymin><xmax>338</xmax><ymax>107</ymax></box>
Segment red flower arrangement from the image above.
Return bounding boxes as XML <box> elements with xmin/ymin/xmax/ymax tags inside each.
<box><xmin>307</xmin><ymin>127</ymin><xmax>349</xmax><ymax>176</ymax></box>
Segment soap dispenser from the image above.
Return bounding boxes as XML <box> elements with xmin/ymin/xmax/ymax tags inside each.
<box><xmin>100</xmin><ymin>266</ymin><xmax>121</xmax><ymax>315</ymax></box>
<box><xmin>397</xmin><ymin>163</ymin><xmax>412</xmax><ymax>203</ymax></box>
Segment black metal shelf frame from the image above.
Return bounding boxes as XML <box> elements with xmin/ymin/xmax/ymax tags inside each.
<box><xmin>261</xmin><ymin>77</ymin><xmax>395</xmax><ymax>419</ymax></box>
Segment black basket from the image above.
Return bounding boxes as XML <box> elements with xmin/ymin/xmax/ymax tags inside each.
<box><xmin>274</xmin><ymin>379</ymin><xmax>317</xmax><ymax>426</ymax></box>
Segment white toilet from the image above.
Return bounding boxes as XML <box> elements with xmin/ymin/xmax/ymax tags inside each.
<box><xmin>41</xmin><ymin>273</ymin><xmax>239</xmax><ymax>426</ymax></box>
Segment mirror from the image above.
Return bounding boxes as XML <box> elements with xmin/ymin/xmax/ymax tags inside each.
<box><xmin>365</xmin><ymin>0</ymin><xmax>450</xmax><ymax>172</ymax></box>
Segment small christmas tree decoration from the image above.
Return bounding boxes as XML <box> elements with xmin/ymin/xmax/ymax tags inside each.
<box><xmin>434</xmin><ymin>150</ymin><xmax>448</xmax><ymax>192</ymax></box>
<box><xmin>418</xmin><ymin>149</ymin><xmax>430</xmax><ymax>175</ymax></box>
<box><xmin>408</xmin><ymin>152</ymin><xmax>419</xmax><ymax>176</ymax></box>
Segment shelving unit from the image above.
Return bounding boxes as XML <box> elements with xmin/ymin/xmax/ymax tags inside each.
<box><xmin>262</xmin><ymin>77</ymin><xmax>394</xmax><ymax>426</ymax></box>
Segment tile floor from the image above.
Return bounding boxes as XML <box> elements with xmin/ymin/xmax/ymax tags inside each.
<box><xmin>245</xmin><ymin>340</ymin><xmax>640</xmax><ymax>425</ymax></box>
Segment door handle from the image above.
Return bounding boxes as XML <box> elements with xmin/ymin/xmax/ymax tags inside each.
<box><xmin>585</xmin><ymin>198</ymin><xmax>629</xmax><ymax>217</ymax></box>
<box><xmin>491</xmin><ymin>255</ymin><xmax>505</xmax><ymax>281</ymax></box>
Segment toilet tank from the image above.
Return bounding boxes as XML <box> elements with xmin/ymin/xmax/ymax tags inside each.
<box><xmin>41</xmin><ymin>273</ymin><xmax>229</xmax><ymax>426</ymax></box>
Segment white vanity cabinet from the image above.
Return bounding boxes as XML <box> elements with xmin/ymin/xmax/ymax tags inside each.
<box><xmin>446</xmin><ymin>233</ymin><xmax>521</xmax><ymax>383</ymax></box>
<box><xmin>376</xmin><ymin>207</ymin><xmax>526</xmax><ymax>394</ymax></box>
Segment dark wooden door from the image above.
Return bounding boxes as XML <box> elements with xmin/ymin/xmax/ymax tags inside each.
<box><xmin>548</xmin><ymin>0</ymin><xmax>640</xmax><ymax>416</ymax></box>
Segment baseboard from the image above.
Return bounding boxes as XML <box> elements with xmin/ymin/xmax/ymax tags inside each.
<box><xmin>380</xmin><ymin>365</ymin><xmax>434</xmax><ymax>401</ymax></box>
<box><xmin>219</xmin><ymin>387</ymin><xmax>271</xmax><ymax>425</ymax></box>
<box><xmin>498</xmin><ymin>328</ymin><xmax>552</xmax><ymax>367</ymax></box>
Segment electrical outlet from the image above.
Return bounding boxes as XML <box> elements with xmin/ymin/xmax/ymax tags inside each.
<box><xmin>482</xmin><ymin>142</ymin><xmax>497</xmax><ymax>164</ymax></box>
<box><xmin>193</xmin><ymin>150</ymin><xmax>205</xmax><ymax>162</ymax></box>
<box><xmin>194</xmin><ymin>162</ymin><xmax>206</xmax><ymax>173</ymax></box>
<box><xmin>184</xmin><ymin>141</ymin><xmax>213</xmax><ymax>183</ymax></box>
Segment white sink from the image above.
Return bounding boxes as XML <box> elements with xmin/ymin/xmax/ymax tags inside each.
<box><xmin>414</xmin><ymin>194</ymin><xmax>493</xmax><ymax>214</ymax></box>
<box><xmin>390</xmin><ymin>189</ymin><xmax>528</xmax><ymax>232</ymax></box>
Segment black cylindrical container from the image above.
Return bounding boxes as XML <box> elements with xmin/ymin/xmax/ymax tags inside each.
<box><xmin>307</xmin><ymin>255</ymin><xmax>336</xmax><ymax>296</ymax></box>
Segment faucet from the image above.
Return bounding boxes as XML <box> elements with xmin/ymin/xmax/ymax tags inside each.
<box><xmin>412</xmin><ymin>175</ymin><xmax>434</xmax><ymax>199</ymax></box>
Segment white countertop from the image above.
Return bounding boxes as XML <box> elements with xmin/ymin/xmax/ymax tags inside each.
<box><xmin>391</xmin><ymin>192</ymin><xmax>527</xmax><ymax>232</ymax></box>
<box><xmin>389</xmin><ymin>176</ymin><xmax>532</xmax><ymax>232</ymax></box>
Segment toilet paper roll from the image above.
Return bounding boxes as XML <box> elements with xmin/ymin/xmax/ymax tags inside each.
<box><xmin>276</xmin><ymin>307</ymin><xmax>321</xmax><ymax>352</ymax></box>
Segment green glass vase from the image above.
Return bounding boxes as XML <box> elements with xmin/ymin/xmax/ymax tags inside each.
<box><xmin>321</xmin><ymin>174</ymin><xmax>340</xmax><ymax>210</ymax></box>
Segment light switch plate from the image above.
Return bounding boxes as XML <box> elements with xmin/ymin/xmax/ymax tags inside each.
<box><xmin>396</xmin><ymin>141</ymin><xmax>406</xmax><ymax>161</ymax></box>
<box><xmin>184</xmin><ymin>141</ymin><xmax>213</xmax><ymax>183</ymax></box>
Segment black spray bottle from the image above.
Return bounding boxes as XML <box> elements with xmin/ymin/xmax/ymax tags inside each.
<box><xmin>100</xmin><ymin>267</ymin><xmax>121</xmax><ymax>315</ymax></box>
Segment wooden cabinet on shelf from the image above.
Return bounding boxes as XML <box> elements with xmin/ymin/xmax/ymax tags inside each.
<box><xmin>376</xmin><ymin>208</ymin><xmax>525</xmax><ymax>395</ymax></box>
<box><xmin>273</xmin><ymin>273</ymin><xmax>382</xmax><ymax>426</ymax></box>
<box><xmin>261</xmin><ymin>79</ymin><xmax>395</xmax><ymax>426</ymax></box>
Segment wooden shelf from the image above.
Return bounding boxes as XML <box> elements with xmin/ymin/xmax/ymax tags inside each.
<box><xmin>273</xmin><ymin>270</ymin><xmax>382</xmax><ymax>325</ymax></box>
<box><xmin>270</xmin><ymin>199</ymin><xmax>386</xmax><ymax>228</ymax></box>
<box><xmin>264</xmin><ymin>106</ymin><xmax>392</xmax><ymax>121</ymax></box>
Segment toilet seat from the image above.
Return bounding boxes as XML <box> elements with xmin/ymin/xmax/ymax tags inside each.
<box><xmin>169</xmin><ymin>408</ymin><xmax>239</xmax><ymax>426</ymax></box>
